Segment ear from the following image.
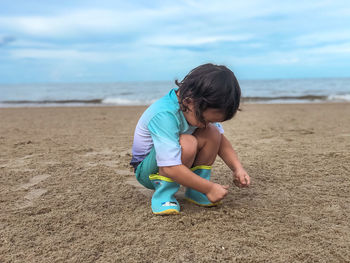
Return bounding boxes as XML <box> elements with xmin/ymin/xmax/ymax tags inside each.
<box><xmin>183</xmin><ymin>97</ymin><xmax>194</xmax><ymax>111</ymax></box>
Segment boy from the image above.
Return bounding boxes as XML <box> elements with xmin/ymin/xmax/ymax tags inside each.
<box><xmin>130</xmin><ymin>63</ymin><xmax>250</xmax><ymax>215</ymax></box>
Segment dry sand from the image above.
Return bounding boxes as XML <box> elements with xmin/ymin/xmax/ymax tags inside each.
<box><xmin>1</xmin><ymin>103</ymin><xmax>350</xmax><ymax>262</ymax></box>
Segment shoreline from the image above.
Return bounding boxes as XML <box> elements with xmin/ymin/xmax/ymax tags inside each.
<box><xmin>1</xmin><ymin>101</ymin><xmax>350</xmax><ymax>109</ymax></box>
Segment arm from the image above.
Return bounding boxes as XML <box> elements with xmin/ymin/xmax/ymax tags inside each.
<box><xmin>218</xmin><ymin>134</ymin><xmax>250</xmax><ymax>187</ymax></box>
<box><xmin>159</xmin><ymin>164</ymin><xmax>229</xmax><ymax>203</ymax></box>
<box><xmin>147</xmin><ymin>112</ymin><xmax>228</xmax><ymax>201</ymax></box>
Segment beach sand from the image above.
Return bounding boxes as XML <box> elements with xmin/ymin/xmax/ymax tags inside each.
<box><xmin>1</xmin><ymin>103</ymin><xmax>350</xmax><ymax>262</ymax></box>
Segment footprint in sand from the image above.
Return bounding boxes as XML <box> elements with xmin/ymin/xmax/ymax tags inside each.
<box><xmin>17</xmin><ymin>189</ymin><xmax>48</xmax><ymax>209</ymax></box>
<box><xmin>15</xmin><ymin>174</ymin><xmax>51</xmax><ymax>209</ymax></box>
<box><xmin>17</xmin><ymin>174</ymin><xmax>51</xmax><ymax>190</ymax></box>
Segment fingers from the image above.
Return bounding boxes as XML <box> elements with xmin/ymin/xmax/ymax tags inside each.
<box><xmin>233</xmin><ymin>178</ymin><xmax>240</xmax><ymax>187</ymax></box>
<box><xmin>206</xmin><ymin>183</ymin><xmax>229</xmax><ymax>203</ymax></box>
<box><xmin>240</xmin><ymin>177</ymin><xmax>248</xmax><ymax>186</ymax></box>
<box><xmin>234</xmin><ymin>175</ymin><xmax>250</xmax><ymax>188</ymax></box>
<box><xmin>219</xmin><ymin>185</ymin><xmax>229</xmax><ymax>198</ymax></box>
<box><xmin>245</xmin><ymin>175</ymin><xmax>251</xmax><ymax>186</ymax></box>
<box><xmin>222</xmin><ymin>185</ymin><xmax>229</xmax><ymax>197</ymax></box>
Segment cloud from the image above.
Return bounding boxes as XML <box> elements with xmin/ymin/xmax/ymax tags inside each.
<box><xmin>0</xmin><ymin>2</ymin><xmax>315</xmax><ymax>40</ymax></box>
<box><xmin>294</xmin><ymin>31</ymin><xmax>350</xmax><ymax>46</ymax></box>
<box><xmin>1</xmin><ymin>0</ymin><xmax>350</xmax><ymax>82</ymax></box>
<box><xmin>10</xmin><ymin>39</ymin><xmax>57</xmax><ymax>49</ymax></box>
<box><xmin>9</xmin><ymin>48</ymin><xmax>113</xmax><ymax>62</ymax></box>
<box><xmin>144</xmin><ymin>34</ymin><xmax>253</xmax><ymax>47</ymax></box>
<box><xmin>0</xmin><ymin>7</ymin><xmax>181</xmax><ymax>38</ymax></box>
<box><xmin>308</xmin><ymin>43</ymin><xmax>350</xmax><ymax>54</ymax></box>
<box><xmin>8</xmin><ymin>44</ymin><xmax>148</xmax><ymax>62</ymax></box>
<box><xmin>0</xmin><ymin>35</ymin><xmax>16</xmax><ymax>46</ymax></box>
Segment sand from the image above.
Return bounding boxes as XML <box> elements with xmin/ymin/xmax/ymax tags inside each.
<box><xmin>1</xmin><ymin>103</ymin><xmax>350</xmax><ymax>262</ymax></box>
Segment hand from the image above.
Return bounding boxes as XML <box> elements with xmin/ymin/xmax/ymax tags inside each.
<box><xmin>233</xmin><ymin>167</ymin><xmax>250</xmax><ymax>188</ymax></box>
<box><xmin>206</xmin><ymin>183</ymin><xmax>229</xmax><ymax>203</ymax></box>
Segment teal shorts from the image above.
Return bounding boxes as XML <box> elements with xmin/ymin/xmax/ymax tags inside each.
<box><xmin>135</xmin><ymin>147</ymin><xmax>158</xmax><ymax>189</ymax></box>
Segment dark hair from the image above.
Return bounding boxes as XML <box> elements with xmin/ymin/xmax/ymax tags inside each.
<box><xmin>175</xmin><ymin>63</ymin><xmax>241</xmax><ymax>124</ymax></box>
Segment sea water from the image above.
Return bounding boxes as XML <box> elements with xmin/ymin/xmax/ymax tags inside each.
<box><xmin>0</xmin><ymin>78</ymin><xmax>349</xmax><ymax>107</ymax></box>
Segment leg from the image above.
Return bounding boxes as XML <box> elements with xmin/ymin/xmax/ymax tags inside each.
<box><xmin>135</xmin><ymin>147</ymin><xmax>158</xmax><ymax>189</ymax></box>
<box><xmin>193</xmin><ymin>123</ymin><xmax>222</xmax><ymax>166</ymax></box>
<box><xmin>179</xmin><ymin>134</ymin><xmax>198</xmax><ymax>168</ymax></box>
<box><xmin>135</xmin><ymin>132</ymin><xmax>199</xmax><ymax>189</ymax></box>
<box><xmin>135</xmin><ymin>147</ymin><xmax>181</xmax><ymax>215</ymax></box>
<box><xmin>150</xmin><ymin>134</ymin><xmax>197</xmax><ymax>215</ymax></box>
<box><xmin>185</xmin><ymin>124</ymin><xmax>222</xmax><ymax>206</ymax></box>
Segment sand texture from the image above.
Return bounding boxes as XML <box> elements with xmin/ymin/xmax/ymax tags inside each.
<box><xmin>1</xmin><ymin>103</ymin><xmax>350</xmax><ymax>262</ymax></box>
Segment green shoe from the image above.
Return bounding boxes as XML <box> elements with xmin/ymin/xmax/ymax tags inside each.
<box><xmin>185</xmin><ymin>165</ymin><xmax>221</xmax><ymax>207</ymax></box>
<box><xmin>149</xmin><ymin>174</ymin><xmax>180</xmax><ymax>215</ymax></box>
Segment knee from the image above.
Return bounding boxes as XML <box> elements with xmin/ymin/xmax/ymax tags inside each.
<box><xmin>179</xmin><ymin>134</ymin><xmax>198</xmax><ymax>157</ymax></box>
<box><xmin>195</xmin><ymin>124</ymin><xmax>222</xmax><ymax>144</ymax></box>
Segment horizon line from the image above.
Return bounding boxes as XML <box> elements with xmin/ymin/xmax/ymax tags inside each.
<box><xmin>1</xmin><ymin>76</ymin><xmax>350</xmax><ymax>86</ymax></box>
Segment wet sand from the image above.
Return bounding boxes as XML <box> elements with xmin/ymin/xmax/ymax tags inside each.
<box><xmin>1</xmin><ymin>103</ymin><xmax>350</xmax><ymax>262</ymax></box>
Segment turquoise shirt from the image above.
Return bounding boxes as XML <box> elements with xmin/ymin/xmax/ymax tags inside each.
<box><xmin>130</xmin><ymin>88</ymin><xmax>223</xmax><ymax>167</ymax></box>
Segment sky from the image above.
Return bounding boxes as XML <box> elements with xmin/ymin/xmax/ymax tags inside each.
<box><xmin>0</xmin><ymin>0</ymin><xmax>350</xmax><ymax>83</ymax></box>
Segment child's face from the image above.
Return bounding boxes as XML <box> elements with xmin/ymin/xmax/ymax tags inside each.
<box><xmin>183</xmin><ymin>102</ymin><xmax>225</xmax><ymax>128</ymax></box>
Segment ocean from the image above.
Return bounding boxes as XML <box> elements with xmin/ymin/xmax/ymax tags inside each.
<box><xmin>0</xmin><ymin>78</ymin><xmax>349</xmax><ymax>107</ymax></box>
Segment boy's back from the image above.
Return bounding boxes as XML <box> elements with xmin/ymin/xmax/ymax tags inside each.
<box><xmin>130</xmin><ymin>88</ymin><xmax>196</xmax><ymax>168</ymax></box>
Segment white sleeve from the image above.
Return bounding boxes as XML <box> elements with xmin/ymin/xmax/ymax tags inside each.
<box><xmin>213</xmin><ymin>122</ymin><xmax>224</xmax><ymax>134</ymax></box>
